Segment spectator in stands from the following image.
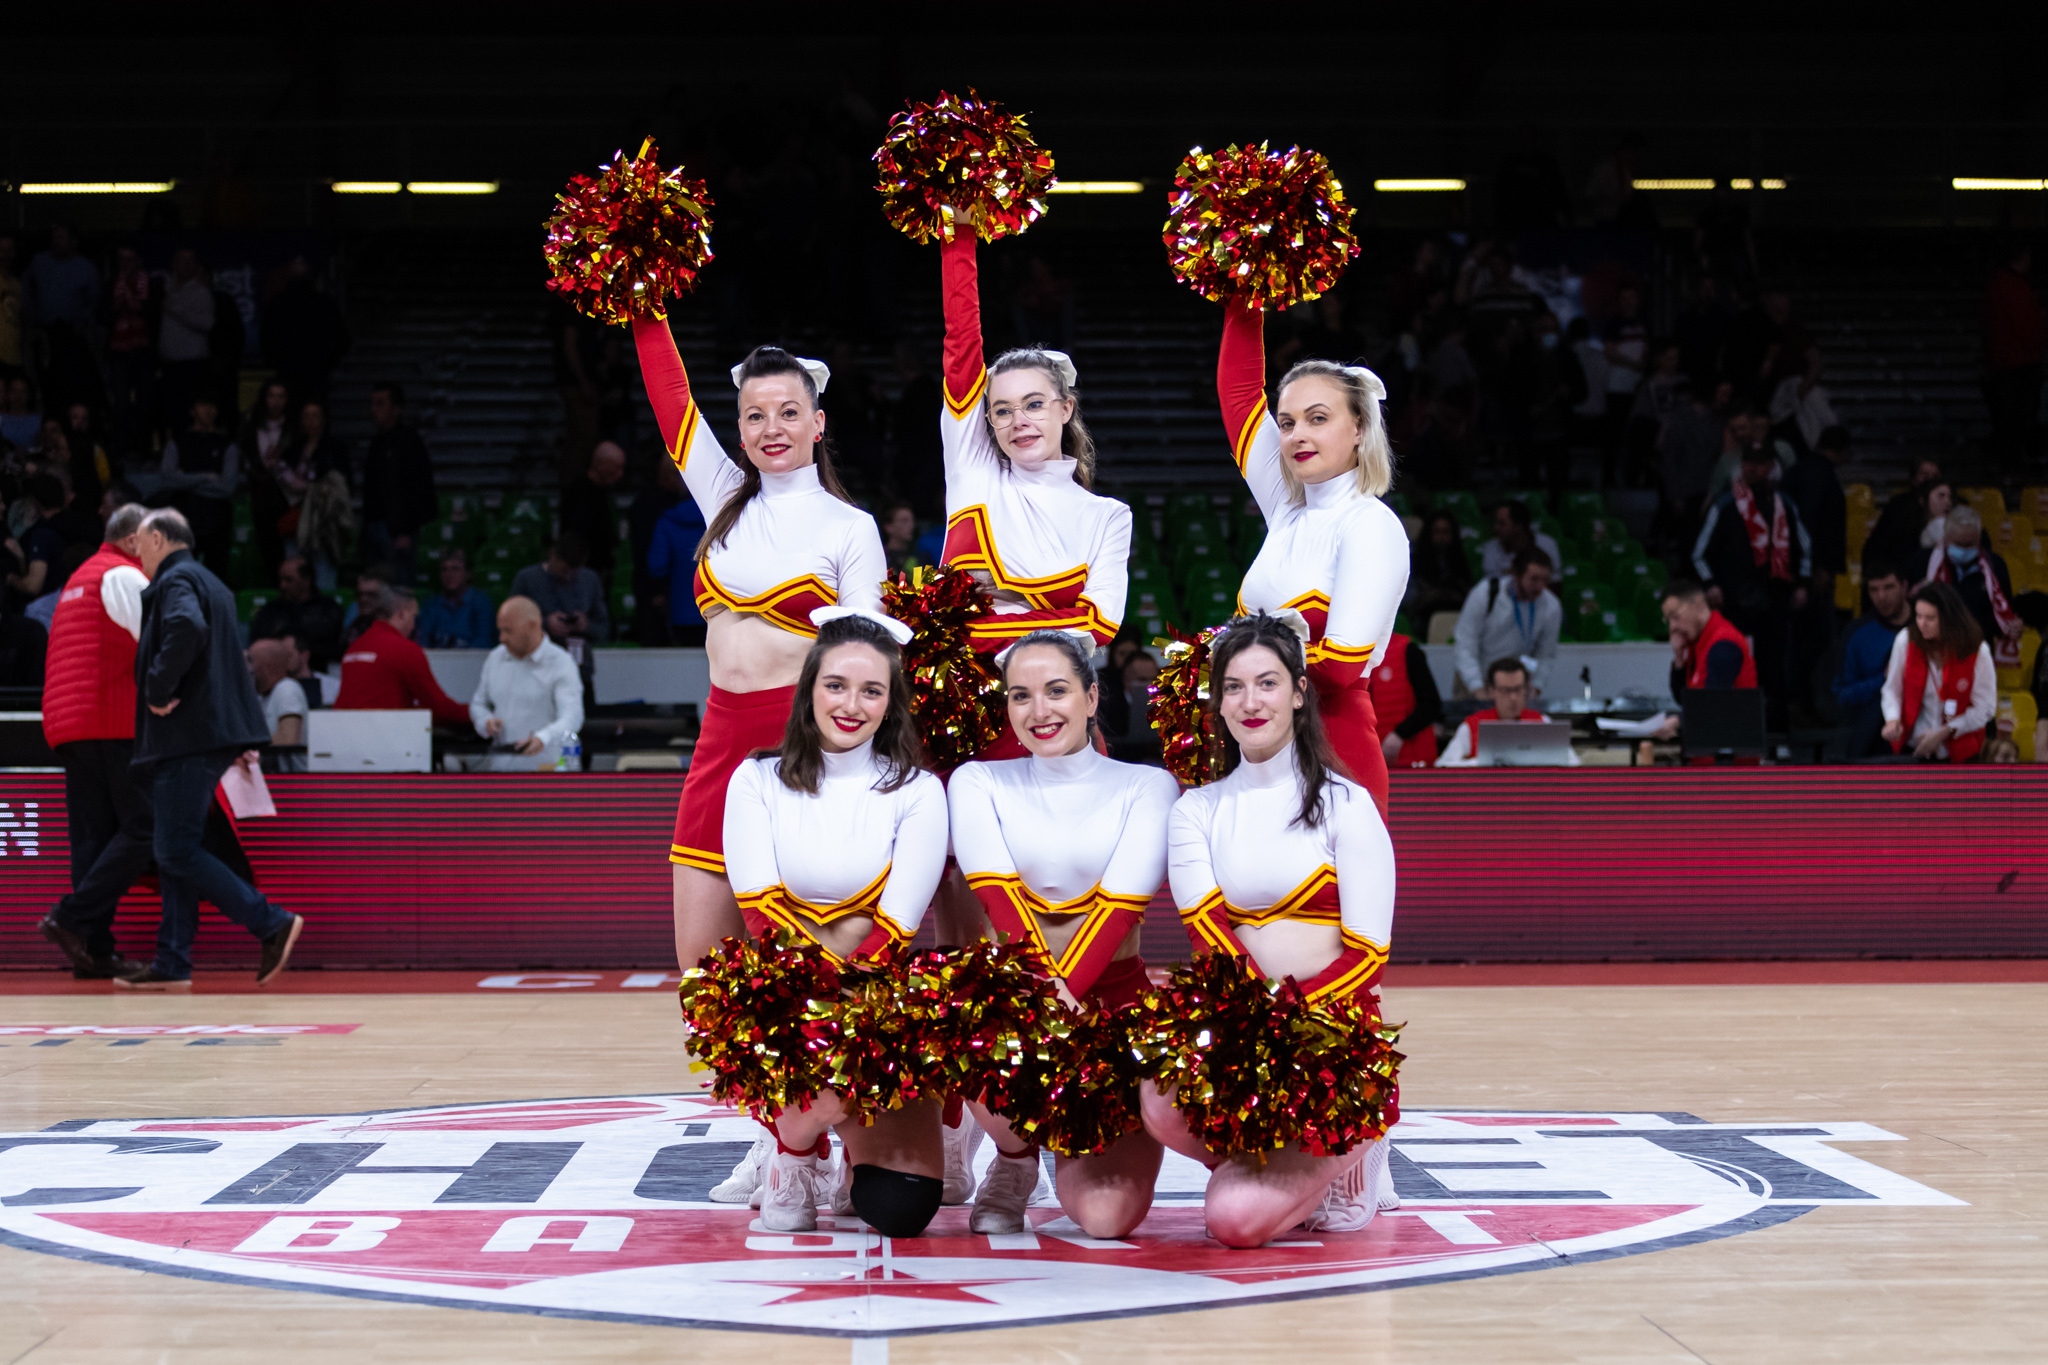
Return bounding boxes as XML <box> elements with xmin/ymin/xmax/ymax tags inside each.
<box><xmin>1</xmin><ymin>375</ymin><xmax>40</xmax><ymax>448</ymax></box>
<box><xmin>1437</xmin><ymin>657</ymin><xmax>1577</xmax><ymax>767</ymax></box>
<box><xmin>26</xmin><ymin>543</ymin><xmax>92</xmax><ymax>633</ymax></box>
<box><xmin>289</xmin><ymin>399</ymin><xmax>352</xmax><ymax>590</ymax></box>
<box><xmin>558</xmin><ymin>439</ymin><xmax>626</xmax><ymax>588</ymax></box>
<box><xmin>246</xmin><ymin>638</ymin><xmax>308</xmax><ymax>771</ymax></box>
<box><xmin>157</xmin><ymin>249</ymin><xmax>215</xmax><ymax>435</ymax></box>
<box><xmin>1862</xmin><ymin>458</ymin><xmax>1943</xmax><ymax>577</ymax></box>
<box><xmin>106</xmin><ymin>247</ymin><xmax>153</xmax><ymax>457</ymax></box>
<box><xmin>878</xmin><ymin>500</ymin><xmax>926</xmax><ymax>573</ymax></box>
<box><xmin>1506</xmin><ymin>308</ymin><xmax>1584</xmax><ymax>494</ymax></box>
<box><xmin>1368</xmin><ymin>628</ymin><xmax>1444</xmax><ymax>767</ymax></box>
<box><xmin>644</xmin><ymin>489</ymin><xmax>708</xmax><ymax>648</ymax></box>
<box><xmin>1658</xmin><ymin>576</ymin><xmax>1758</xmax><ymax>710</ymax></box>
<box><xmin>1658</xmin><ymin>379</ymin><xmax>1731</xmax><ymax>544</ymax></box>
<box><xmin>470</xmin><ymin>595</ymin><xmax>584</xmax><ymax>771</ymax></box>
<box><xmin>1768</xmin><ymin>343</ymin><xmax>1839</xmax><ymax>460</ymax></box>
<box><xmin>122</xmin><ymin>507</ymin><xmax>303</xmax><ymax>991</ymax></box>
<box><xmin>1785</xmin><ymin>425</ymin><xmax>1850</xmax><ymax>596</ymax></box>
<box><xmin>0</xmin><ymin>236</ymin><xmax>20</xmax><ymax>385</ymax></box>
<box><xmin>278</xmin><ymin>629</ymin><xmax>327</xmax><ymax>709</ymax></box>
<box><xmin>360</xmin><ymin>381</ymin><xmax>437</xmax><ymax>586</ymax></box>
<box><xmin>1883</xmin><ymin>582</ymin><xmax>1995</xmax><ymax>763</ymax></box>
<box><xmin>1453</xmin><ymin>546</ymin><xmax>1561</xmax><ymax>698</ymax></box>
<box><xmin>242</xmin><ymin>380</ymin><xmax>292</xmax><ymax>582</ymax></box>
<box><xmin>159</xmin><ymin>396</ymin><xmax>239</xmax><ymax>575</ymax></box>
<box><xmin>1676</xmin><ymin>274</ymin><xmax>1728</xmax><ymax>388</ymax></box>
<box><xmin>417</xmin><ymin>547</ymin><xmax>496</xmax><ymax>648</ymax></box>
<box><xmin>5</xmin><ymin>473</ymin><xmax>68</xmax><ymax>609</ymax></box>
<box><xmin>55</xmin><ymin>405</ymin><xmax>110</xmax><ymax>516</ymax></box>
<box><xmin>1601</xmin><ymin>285</ymin><xmax>1649</xmax><ymax>485</ymax></box>
<box><xmin>1982</xmin><ymin>239</ymin><xmax>2044</xmax><ymax>470</ymax></box>
<box><xmin>1926</xmin><ymin>506</ymin><xmax>2022</xmax><ymax>668</ymax></box>
<box><xmin>341</xmin><ymin>563</ymin><xmax>391</xmax><ymax>644</ymax></box>
<box><xmin>334</xmin><ymin>585</ymin><xmax>471</xmax><ymax>728</ymax></box>
<box><xmin>1481</xmin><ymin>499</ymin><xmax>1562</xmax><ymax>580</ymax></box>
<box><xmin>1833</xmin><ymin>564</ymin><xmax>1913</xmax><ymax>758</ymax></box>
<box><xmin>1692</xmin><ymin>439</ymin><xmax>1811</xmax><ymax>714</ymax></box>
<box><xmin>1623</xmin><ymin>340</ymin><xmax>1685</xmax><ymax>486</ymax></box>
<box><xmin>250</xmin><ymin>556</ymin><xmax>345</xmax><ymax>669</ymax></box>
<box><xmin>628</xmin><ymin>455</ymin><xmax>683</xmax><ymax>644</ymax></box>
<box><xmin>23</xmin><ymin>225</ymin><xmax>101</xmax><ymax>412</ymax></box>
<box><xmin>513</xmin><ymin>532</ymin><xmax>610</xmax><ymax>656</ymax></box>
<box><xmin>260</xmin><ymin>255</ymin><xmax>350</xmax><ymax>403</ymax></box>
<box><xmin>1407</xmin><ymin>510</ymin><xmax>1474</xmax><ymax>628</ymax></box>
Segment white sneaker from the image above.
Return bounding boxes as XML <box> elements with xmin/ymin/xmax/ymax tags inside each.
<box><xmin>1370</xmin><ymin>1137</ymin><xmax>1400</xmax><ymax>1210</ymax></box>
<box><xmin>942</xmin><ymin>1113</ymin><xmax>984</xmax><ymax>1205</ymax></box>
<box><xmin>709</xmin><ymin>1130</ymin><xmax>775</xmax><ymax>1206</ymax></box>
<box><xmin>968</xmin><ymin>1150</ymin><xmax>1041</xmax><ymax>1234</ymax></box>
<box><xmin>1297</xmin><ymin>1144</ymin><xmax>1378</xmax><ymax>1234</ymax></box>
<box><xmin>829</xmin><ymin>1145</ymin><xmax>854</xmax><ymax>1216</ymax></box>
<box><xmin>759</xmin><ymin>1148</ymin><xmax>825</xmax><ymax>1233</ymax></box>
<box><xmin>1029</xmin><ymin>1158</ymin><xmax>1058</xmax><ymax>1207</ymax></box>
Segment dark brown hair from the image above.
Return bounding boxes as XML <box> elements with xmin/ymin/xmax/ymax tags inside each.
<box><xmin>698</xmin><ymin>346</ymin><xmax>854</xmax><ymax>562</ymax></box>
<box><xmin>1910</xmin><ymin>581</ymin><xmax>1983</xmax><ymax>666</ymax></box>
<box><xmin>999</xmin><ymin>628</ymin><xmax>1101</xmax><ymax>745</ymax></box>
<box><xmin>775</xmin><ymin>615</ymin><xmax>924</xmax><ymax>795</ymax></box>
<box><xmin>1208</xmin><ymin>612</ymin><xmax>1347</xmax><ymax>828</ymax></box>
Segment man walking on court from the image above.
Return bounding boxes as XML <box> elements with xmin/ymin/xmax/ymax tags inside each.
<box><xmin>118</xmin><ymin>508</ymin><xmax>304</xmax><ymax>992</ymax></box>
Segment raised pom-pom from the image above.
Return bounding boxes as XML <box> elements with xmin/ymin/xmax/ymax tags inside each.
<box><xmin>1147</xmin><ymin>626</ymin><xmax>1225</xmax><ymax>786</ymax></box>
<box><xmin>875</xmin><ymin>89</ymin><xmax>1056</xmax><ymax>244</ymax></box>
<box><xmin>1135</xmin><ymin>953</ymin><xmax>1401</xmax><ymax>1158</ymax></box>
<box><xmin>883</xmin><ymin>565</ymin><xmax>1006</xmax><ymax>772</ymax></box>
<box><xmin>544</xmin><ymin>137</ymin><xmax>714</xmax><ymax>325</ymax></box>
<box><xmin>1162</xmin><ymin>143</ymin><xmax>1358</xmax><ymax>310</ymax></box>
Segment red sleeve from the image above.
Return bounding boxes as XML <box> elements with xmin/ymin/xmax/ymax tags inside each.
<box><xmin>397</xmin><ymin>638</ymin><xmax>471</xmax><ymax>728</ymax></box>
<box><xmin>1046</xmin><ymin>907</ymin><xmax>1143</xmax><ymax>1000</ymax></box>
<box><xmin>1218</xmin><ymin>298</ymin><xmax>1268</xmax><ymax>471</ymax></box>
<box><xmin>849</xmin><ymin>916</ymin><xmax>912</xmax><ymax>964</ymax></box>
<box><xmin>972</xmin><ymin>881</ymin><xmax>1035</xmax><ymax>955</ymax></box>
<box><xmin>940</xmin><ymin>233</ymin><xmax>986</xmax><ymax>411</ymax></box>
<box><xmin>1178</xmin><ymin>889</ymin><xmax>1246</xmax><ymax>960</ymax></box>
<box><xmin>1299</xmin><ymin>933</ymin><xmax>1388</xmax><ymax>1006</ymax></box>
<box><xmin>1308</xmin><ymin>656</ymin><xmax>1367</xmax><ymax>693</ymax></box>
<box><xmin>631</xmin><ymin>316</ymin><xmax>698</xmax><ymax>462</ymax></box>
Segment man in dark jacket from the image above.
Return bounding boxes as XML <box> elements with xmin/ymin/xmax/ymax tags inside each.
<box><xmin>120</xmin><ymin>508</ymin><xmax>303</xmax><ymax>991</ymax></box>
<box><xmin>1691</xmin><ymin>442</ymin><xmax>1812</xmax><ymax>722</ymax></box>
<box><xmin>360</xmin><ymin>381</ymin><xmax>437</xmax><ymax>586</ymax></box>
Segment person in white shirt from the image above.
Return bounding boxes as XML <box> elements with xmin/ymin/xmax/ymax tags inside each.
<box><xmin>1453</xmin><ymin>547</ymin><xmax>1562</xmax><ymax>697</ymax></box>
<box><xmin>1148</xmin><ymin>613</ymin><xmax>1397</xmax><ymax>1247</ymax></box>
<box><xmin>712</xmin><ymin>609</ymin><xmax>950</xmax><ymax>1238</ymax></box>
<box><xmin>1436</xmin><ymin>657</ymin><xmax>1581</xmax><ymax>767</ymax></box>
<box><xmin>469</xmin><ymin>596</ymin><xmax>583</xmax><ymax>773</ymax></box>
<box><xmin>948</xmin><ymin>629</ymin><xmax>1179</xmax><ymax>1240</ymax></box>
<box><xmin>1881</xmin><ymin>583</ymin><xmax>1996</xmax><ymax>763</ymax></box>
<box><xmin>1479</xmin><ymin>499</ymin><xmax>1564</xmax><ymax>580</ymax></box>
<box><xmin>246</xmin><ymin>639</ymin><xmax>308</xmax><ymax>773</ymax></box>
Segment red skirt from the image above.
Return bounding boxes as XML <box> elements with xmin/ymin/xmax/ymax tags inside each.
<box><xmin>1318</xmin><ymin>674</ymin><xmax>1389</xmax><ymax>819</ymax></box>
<box><xmin>670</xmin><ymin>683</ymin><xmax>797</xmax><ymax>873</ymax></box>
<box><xmin>1085</xmin><ymin>954</ymin><xmax>1151</xmax><ymax>1011</ymax></box>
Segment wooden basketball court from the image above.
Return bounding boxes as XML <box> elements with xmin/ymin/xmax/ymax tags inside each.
<box><xmin>3</xmin><ymin>967</ymin><xmax>2041</xmax><ymax>1362</ymax></box>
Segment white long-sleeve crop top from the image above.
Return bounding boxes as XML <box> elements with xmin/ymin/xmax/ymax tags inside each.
<box><xmin>1167</xmin><ymin>744</ymin><xmax>1394</xmax><ymax>1003</ymax></box>
<box><xmin>722</xmin><ymin>740</ymin><xmax>948</xmax><ymax>958</ymax></box>
<box><xmin>634</xmin><ymin>318</ymin><xmax>885</xmax><ymax>638</ymax></box>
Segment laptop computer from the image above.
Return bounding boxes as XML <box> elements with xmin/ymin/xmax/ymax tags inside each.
<box><xmin>1475</xmin><ymin>720</ymin><xmax>1576</xmax><ymax>767</ymax></box>
<box><xmin>307</xmin><ymin>709</ymin><xmax>434</xmax><ymax>773</ymax></box>
<box><xmin>1680</xmin><ymin>688</ymin><xmax>1767</xmax><ymax>760</ymax></box>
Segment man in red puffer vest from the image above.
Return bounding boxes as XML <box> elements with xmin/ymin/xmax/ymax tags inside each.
<box><xmin>38</xmin><ymin>503</ymin><xmax>154</xmax><ymax>980</ymax></box>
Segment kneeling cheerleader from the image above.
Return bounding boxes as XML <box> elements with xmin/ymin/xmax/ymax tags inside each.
<box><xmin>1144</xmin><ymin>611</ymin><xmax>1402</xmax><ymax>1247</ymax></box>
<box><xmin>948</xmin><ymin>629</ymin><xmax>1180</xmax><ymax>1238</ymax></box>
<box><xmin>682</xmin><ymin>609</ymin><xmax>951</xmax><ymax>1237</ymax></box>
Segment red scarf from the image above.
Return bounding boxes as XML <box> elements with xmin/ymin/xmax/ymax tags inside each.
<box><xmin>1926</xmin><ymin>546</ymin><xmax>2022</xmax><ymax>667</ymax></box>
<box><xmin>1895</xmin><ymin>642</ymin><xmax>1985</xmax><ymax>763</ymax></box>
<box><xmin>1730</xmin><ymin>475</ymin><xmax>1792</xmax><ymax>581</ymax></box>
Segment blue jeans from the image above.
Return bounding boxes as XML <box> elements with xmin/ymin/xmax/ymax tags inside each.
<box><xmin>148</xmin><ymin>750</ymin><xmax>292</xmax><ymax>979</ymax></box>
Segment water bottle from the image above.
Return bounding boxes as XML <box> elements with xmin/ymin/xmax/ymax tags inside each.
<box><xmin>557</xmin><ymin>734</ymin><xmax>582</xmax><ymax>773</ymax></box>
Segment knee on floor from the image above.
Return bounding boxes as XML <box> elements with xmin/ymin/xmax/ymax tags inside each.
<box><xmin>850</xmin><ymin>1164</ymin><xmax>943</xmax><ymax>1238</ymax></box>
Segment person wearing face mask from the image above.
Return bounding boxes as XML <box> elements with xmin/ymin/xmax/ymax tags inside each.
<box><xmin>1925</xmin><ymin>505</ymin><xmax>2022</xmax><ymax>668</ymax></box>
<box><xmin>1151</xmin><ymin>613</ymin><xmax>1397</xmax><ymax>1245</ymax></box>
<box><xmin>630</xmin><ymin>323</ymin><xmax>888</xmax><ymax>976</ymax></box>
<box><xmin>930</xmin><ymin>223</ymin><xmax>1132</xmax><ymax>728</ymax></box>
<box><xmin>1213</xmin><ymin>295</ymin><xmax>1411</xmax><ymax>816</ymax></box>
<box><xmin>946</xmin><ymin>628</ymin><xmax>1179</xmax><ymax>1240</ymax></box>
<box><xmin>711</xmin><ymin>610</ymin><xmax>949</xmax><ymax>1237</ymax></box>
<box><xmin>1882</xmin><ymin>583</ymin><xmax>1995</xmax><ymax>763</ymax></box>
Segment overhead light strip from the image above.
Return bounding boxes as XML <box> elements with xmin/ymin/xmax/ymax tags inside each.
<box><xmin>1047</xmin><ymin>181</ymin><xmax>1144</xmax><ymax>195</ymax></box>
<box><xmin>1954</xmin><ymin>178</ymin><xmax>2045</xmax><ymax>191</ymax></box>
<box><xmin>1632</xmin><ymin>179</ymin><xmax>1716</xmax><ymax>191</ymax></box>
<box><xmin>1374</xmin><ymin>179</ymin><xmax>1466</xmax><ymax>193</ymax></box>
<box><xmin>332</xmin><ymin>181</ymin><xmax>403</xmax><ymax>195</ymax></box>
<box><xmin>17</xmin><ymin>182</ymin><xmax>175</xmax><ymax>195</ymax></box>
<box><xmin>406</xmin><ymin>181</ymin><xmax>499</xmax><ymax>195</ymax></box>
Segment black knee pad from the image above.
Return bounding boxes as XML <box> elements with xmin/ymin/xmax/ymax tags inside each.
<box><xmin>850</xmin><ymin>1165</ymin><xmax>943</xmax><ymax>1238</ymax></box>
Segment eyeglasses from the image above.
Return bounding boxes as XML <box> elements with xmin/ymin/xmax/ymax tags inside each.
<box><xmin>988</xmin><ymin>397</ymin><xmax>1056</xmax><ymax>427</ymax></box>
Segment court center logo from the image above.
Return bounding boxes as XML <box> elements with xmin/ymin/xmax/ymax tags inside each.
<box><xmin>0</xmin><ymin>1096</ymin><xmax>1959</xmax><ymax>1335</ymax></box>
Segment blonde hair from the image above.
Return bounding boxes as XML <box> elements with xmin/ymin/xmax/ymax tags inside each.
<box><xmin>1272</xmin><ymin>360</ymin><xmax>1393</xmax><ymax>503</ymax></box>
<box><xmin>984</xmin><ymin>348</ymin><xmax>1096</xmax><ymax>488</ymax></box>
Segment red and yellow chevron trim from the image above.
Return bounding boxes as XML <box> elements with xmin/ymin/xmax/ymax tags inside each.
<box><xmin>946</xmin><ymin>367</ymin><xmax>989</xmax><ymax>419</ymax></box>
<box><xmin>965</xmin><ymin>871</ymin><xmax>1150</xmax><ymax>979</ymax></box>
<box><xmin>736</xmin><ymin>865</ymin><xmax>892</xmax><ymax>934</ymax></box>
<box><xmin>1178</xmin><ymin>887</ymin><xmax>1244</xmax><ymax>957</ymax></box>
<box><xmin>943</xmin><ymin>506</ymin><xmax>1092</xmax><ymax>605</ymax></box>
<box><xmin>664</xmin><ymin>398</ymin><xmax>702</xmax><ymax>473</ymax></box>
<box><xmin>965</xmin><ymin>599</ymin><xmax>1120</xmax><ymax>645</ymax></box>
<box><xmin>1304</xmin><ymin>930</ymin><xmax>1390</xmax><ymax>1005</ymax></box>
<box><xmin>669</xmin><ymin>843</ymin><xmax>725</xmax><ymax>873</ymax></box>
<box><xmin>1222</xmin><ymin>864</ymin><xmax>1342</xmax><ymax>928</ymax></box>
<box><xmin>693</xmin><ymin>562</ymin><xmax>837</xmax><ymax>637</ymax></box>
<box><xmin>1231</xmin><ymin>395</ymin><xmax>1268</xmax><ymax>474</ymax></box>
<box><xmin>1308</xmin><ymin>638</ymin><xmax>1374</xmax><ymax>668</ymax></box>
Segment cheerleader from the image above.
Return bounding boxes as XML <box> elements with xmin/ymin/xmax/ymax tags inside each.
<box><xmin>1215</xmin><ymin>300</ymin><xmax>1410</xmax><ymax>814</ymax></box>
<box><xmin>715</xmin><ymin>609</ymin><xmax>951</xmax><ymax>1236</ymax></box>
<box><xmin>631</xmin><ymin>321</ymin><xmax>887</xmax><ymax>972</ymax></box>
<box><xmin>1145</xmin><ymin>612</ymin><xmax>1398</xmax><ymax>1247</ymax></box>
<box><xmin>948</xmin><ymin>628</ymin><xmax>1178</xmax><ymax>1238</ymax></box>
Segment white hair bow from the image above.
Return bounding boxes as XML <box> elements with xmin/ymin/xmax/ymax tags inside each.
<box><xmin>1037</xmin><ymin>349</ymin><xmax>1079</xmax><ymax>388</ymax></box>
<box><xmin>1343</xmin><ymin>364</ymin><xmax>1388</xmax><ymax>402</ymax></box>
<box><xmin>1264</xmin><ymin>608</ymin><xmax>1315</xmax><ymax>644</ymax></box>
<box><xmin>809</xmin><ymin>605</ymin><xmax>912</xmax><ymax>645</ymax></box>
<box><xmin>732</xmin><ymin>356</ymin><xmax>832</xmax><ymax>396</ymax></box>
<box><xmin>991</xmin><ymin>627</ymin><xmax>1098</xmax><ymax>670</ymax></box>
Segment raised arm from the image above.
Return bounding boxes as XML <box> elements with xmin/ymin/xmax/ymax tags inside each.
<box><xmin>1218</xmin><ymin>299</ymin><xmax>1290</xmax><ymax>517</ymax></box>
<box><xmin>1300</xmin><ymin>785</ymin><xmax>1395</xmax><ymax>1006</ymax></box>
<box><xmin>1167</xmin><ymin>792</ymin><xmax>1245</xmax><ymax>960</ymax></box>
<box><xmin>1315</xmin><ymin>501</ymin><xmax>1410</xmax><ymax>691</ymax></box>
<box><xmin>937</xmin><ymin>233</ymin><xmax>1000</xmax><ymax>488</ymax></box>
<box><xmin>631</xmin><ymin>316</ymin><xmax>742</xmax><ymax>516</ymax></box>
<box><xmin>856</xmin><ymin>771</ymin><xmax>950</xmax><ymax>959</ymax></box>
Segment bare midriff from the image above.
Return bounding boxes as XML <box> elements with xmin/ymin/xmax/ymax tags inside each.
<box><xmin>704</xmin><ymin>607</ymin><xmax>812</xmax><ymax>693</ymax></box>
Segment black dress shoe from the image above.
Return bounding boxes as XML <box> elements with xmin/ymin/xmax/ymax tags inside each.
<box><xmin>38</xmin><ymin>916</ymin><xmax>96</xmax><ymax>974</ymax></box>
<box><xmin>112</xmin><ymin>969</ymin><xmax>193</xmax><ymax>993</ymax></box>
<box><xmin>73</xmin><ymin>955</ymin><xmax>148</xmax><ymax>981</ymax></box>
<box><xmin>256</xmin><ymin>914</ymin><xmax>304</xmax><ymax>987</ymax></box>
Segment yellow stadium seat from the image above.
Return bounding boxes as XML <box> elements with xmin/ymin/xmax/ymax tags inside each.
<box><xmin>1962</xmin><ymin>486</ymin><xmax>2008</xmax><ymax>519</ymax></box>
<box><xmin>1991</xmin><ymin>514</ymin><xmax>2033</xmax><ymax>553</ymax></box>
<box><xmin>2022</xmin><ymin>629</ymin><xmax>2042</xmax><ymax>682</ymax></box>
<box><xmin>2021</xmin><ymin>487</ymin><xmax>2048</xmax><ymax>524</ymax></box>
<box><xmin>1845</xmin><ymin>482</ymin><xmax>1875</xmax><ymax>508</ymax></box>
<box><xmin>1834</xmin><ymin>572</ymin><xmax>1860</xmax><ymax>612</ymax></box>
<box><xmin>2013</xmin><ymin>692</ymin><xmax>2038</xmax><ymax>763</ymax></box>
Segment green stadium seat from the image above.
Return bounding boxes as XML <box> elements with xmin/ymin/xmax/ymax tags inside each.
<box><xmin>237</xmin><ymin>589</ymin><xmax>273</xmax><ymax>623</ymax></box>
<box><xmin>1188</xmin><ymin>586</ymin><xmax>1238</xmax><ymax>628</ymax></box>
<box><xmin>1182</xmin><ymin>560</ymin><xmax>1238</xmax><ymax>606</ymax></box>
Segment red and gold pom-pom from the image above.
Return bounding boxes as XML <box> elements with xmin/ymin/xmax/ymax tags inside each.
<box><xmin>823</xmin><ymin>955</ymin><xmax>948</xmax><ymax>1117</ymax></box>
<box><xmin>1147</xmin><ymin>626</ymin><xmax>1225</xmax><ymax>786</ymax></box>
<box><xmin>1135</xmin><ymin>953</ymin><xmax>1401</xmax><ymax>1158</ymax></box>
<box><xmin>1162</xmin><ymin>142</ymin><xmax>1358</xmax><ymax>310</ymax></box>
<box><xmin>544</xmin><ymin>137</ymin><xmax>714</xmax><ymax>325</ymax></box>
<box><xmin>677</xmin><ymin>932</ymin><xmax>847</xmax><ymax>1126</ymax></box>
<box><xmin>875</xmin><ymin>89</ymin><xmax>1056</xmax><ymax>244</ymax></box>
<box><xmin>905</xmin><ymin>940</ymin><xmax>1064</xmax><ymax>1121</ymax></box>
<box><xmin>883</xmin><ymin>565</ymin><xmax>1006</xmax><ymax>772</ymax></box>
<box><xmin>1032</xmin><ymin>1000</ymin><xmax>1155</xmax><ymax>1158</ymax></box>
